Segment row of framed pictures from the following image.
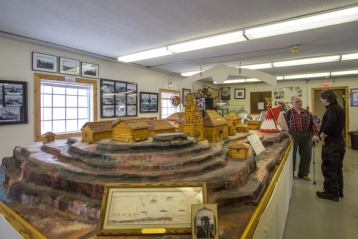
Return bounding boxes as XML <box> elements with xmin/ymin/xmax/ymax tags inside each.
<box><xmin>32</xmin><ymin>52</ymin><xmax>99</xmax><ymax>78</ymax></box>
<box><xmin>0</xmin><ymin>80</ymin><xmax>28</xmax><ymax>125</ymax></box>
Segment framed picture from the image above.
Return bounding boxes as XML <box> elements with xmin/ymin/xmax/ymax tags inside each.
<box><xmin>220</xmin><ymin>87</ymin><xmax>230</xmax><ymax>100</ymax></box>
<box><xmin>59</xmin><ymin>57</ymin><xmax>80</xmax><ymax>75</ymax></box>
<box><xmin>98</xmin><ymin>183</ymin><xmax>207</xmax><ymax>236</ymax></box>
<box><xmin>0</xmin><ymin>80</ymin><xmax>28</xmax><ymax>125</ymax></box>
<box><xmin>192</xmin><ymin>204</ymin><xmax>219</xmax><ymax>239</ymax></box>
<box><xmin>351</xmin><ymin>88</ymin><xmax>358</xmax><ymax>107</ymax></box>
<box><xmin>182</xmin><ymin>88</ymin><xmax>191</xmax><ymax>106</ymax></box>
<box><xmin>140</xmin><ymin>92</ymin><xmax>158</xmax><ymax>113</ymax></box>
<box><xmin>234</xmin><ymin>88</ymin><xmax>246</xmax><ymax>99</ymax></box>
<box><xmin>100</xmin><ymin>79</ymin><xmax>138</xmax><ymax>118</ymax></box>
<box><xmin>81</xmin><ymin>62</ymin><xmax>99</xmax><ymax>78</ymax></box>
<box><xmin>32</xmin><ymin>52</ymin><xmax>58</xmax><ymax>73</ymax></box>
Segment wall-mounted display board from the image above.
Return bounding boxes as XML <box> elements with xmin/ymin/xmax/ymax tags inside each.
<box><xmin>100</xmin><ymin>79</ymin><xmax>138</xmax><ymax>118</ymax></box>
<box><xmin>0</xmin><ymin>80</ymin><xmax>28</xmax><ymax>125</ymax></box>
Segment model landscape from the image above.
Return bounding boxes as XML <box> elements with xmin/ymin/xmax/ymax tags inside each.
<box><xmin>1</xmin><ymin>94</ymin><xmax>291</xmax><ymax>239</ymax></box>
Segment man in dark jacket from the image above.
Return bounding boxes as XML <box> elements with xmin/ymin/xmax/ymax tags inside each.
<box><xmin>317</xmin><ymin>89</ymin><xmax>345</xmax><ymax>202</ymax></box>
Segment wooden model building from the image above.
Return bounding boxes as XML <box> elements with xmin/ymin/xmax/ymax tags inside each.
<box><xmin>179</xmin><ymin>93</ymin><xmax>204</xmax><ymax>140</ymax></box>
<box><xmin>203</xmin><ymin>110</ymin><xmax>229</xmax><ymax>143</ymax></box>
<box><xmin>236</xmin><ymin>123</ymin><xmax>249</xmax><ymax>133</ymax></box>
<box><xmin>224</xmin><ymin>112</ymin><xmax>241</xmax><ymax>136</ymax></box>
<box><xmin>247</xmin><ymin>120</ymin><xmax>261</xmax><ymax>130</ymax></box>
<box><xmin>148</xmin><ymin>120</ymin><xmax>176</xmax><ymax>137</ymax></box>
<box><xmin>112</xmin><ymin>119</ymin><xmax>149</xmax><ymax>142</ymax></box>
<box><xmin>228</xmin><ymin>142</ymin><xmax>252</xmax><ymax>160</ymax></box>
<box><xmin>81</xmin><ymin>121</ymin><xmax>112</xmax><ymax>144</ymax></box>
<box><xmin>42</xmin><ymin>132</ymin><xmax>56</xmax><ymax>144</ymax></box>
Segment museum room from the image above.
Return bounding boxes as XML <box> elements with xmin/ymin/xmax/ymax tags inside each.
<box><xmin>0</xmin><ymin>1</ymin><xmax>358</xmax><ymax>239</ymax></box>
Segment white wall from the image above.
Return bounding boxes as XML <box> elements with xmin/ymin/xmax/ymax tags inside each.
<box><xmin>227</xmin><ymin>78</ymin><xmax>358</xmax><ymax>131</ymax></box>
<box><xmin>0</xmin><ymin>36</ymin><xmax>191</xmax><ymax>159</ymax></box>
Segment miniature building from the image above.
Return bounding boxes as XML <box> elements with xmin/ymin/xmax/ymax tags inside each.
<box><xmin>236</xmin><ymin>123</ymin><xmax>249</xmax><ymax>133</ymax></box>
<box><xmin>81</xmin><ymin>121</ymin><xmax>112</xmax><ymax>144</ymax></box>
<box><xmin>203</xmin><ymin>110</ymin><xmax>229</xmax><ymax>143</ymax></box>
<box><xmin>224</xmin><ymin>112</ymin><xmax>241</xmax><ymax>136</ymax></box>
<box><xmin>42</xmin><ymin>132</ymin><xmax>56</xmax><ymax>144</ymax></box>
<box><xmin>112</xmin><ymin>119</ymin><xmax>149</xmax><ymax>142</ymax></box>
<box><xmin>148</xmin><ymin>120</ymin><xmax>176</xmax><ymax>137</ymax></box>
<box><xmin>248</xmin><ymin>120</ymin><xmax>261</xmax><ymax>130</ymax></box>
<box><xmin>179</xmin><ymin>93</ymin><xmax>204</xmax><ymax>140</ymax></box>
<box><xmin>228</xmin><ymin>142</ymin><xmax>252</xmax><ymax>160</ymax></box>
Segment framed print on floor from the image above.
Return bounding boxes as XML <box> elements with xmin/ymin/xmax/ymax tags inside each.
<box><xmin>0</xmin><ymin>80</ymin><xmax>28</xmax><ymax>125</ymax></box>
<box><xmin>59</xmin><ymin>57</ymin><xmax>80</xmax><ymax>76</ymax></box>
<box><xmin>140</xmin><ymin>92</ymin><xmax>158</xmax><ymax>113</ymax></box>
<box><xmin>234</xmin><ymin>88</ymin><xmax>246</xmax><ymax>99</ymax></box>
<box><xmin>32</xmin><ymin>52</ymin><xmax>58</xmax><ymax>73</ymax></box>
<box><xmin>98</xmin><ymin>182</ymin><xmax>207</xmax><ymax>236</ymax></box>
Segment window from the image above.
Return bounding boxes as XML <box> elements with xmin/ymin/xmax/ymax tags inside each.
<box><xmin>160</xmin><ymin>90</ymin><xmax>180</xmax><ymax>119</ymax></box>
<box><xmin>34</xmin><ymin>73</ymin><xmax>97</xmax><ymax>141</ymax></box>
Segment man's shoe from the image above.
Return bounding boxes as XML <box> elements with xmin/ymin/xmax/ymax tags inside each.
<box><xmin>298</xmin><ymin>175</ymin><xmax>311</xmax><ymax>181</ymax></box>
<box><xmin>316</xmin><ymin>191</ymin><xmax>339</xmax><ymax>202</ymax></box>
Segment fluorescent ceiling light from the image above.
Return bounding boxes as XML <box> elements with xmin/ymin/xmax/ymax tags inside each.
<box><xmin>284</xmin><ymin>72</ymin><xmax>330</xmax><ymax>80</ymax></box>
<box><xmin>224</xmin><ymin>79</ymin><xmax>246</xmax><ymax>84</ymax></box>
<box><xmin>168</xmin><ymin>31</ymin><xmax>246</xmax><ymax>53</ymax></box>
<box><xmin>273</xmin><ymin>55</ymin><xmax>340</xmax><ymax>67</ymax></box>
<box><xmin>331</xmin><ymin>69</ymin><xmax>358</xmax><ymax>76</ymax></box>
<box><xmin>240</xmin><ymin>63</ymin><xmax>272</xmax><ymax>70</ymax></box>
<box><xmin>246</xmin><ymin>78</ymin><xmax>261</xmax><ymax>82</ymax></box>
<box><xmin>118</xmin><ymin>47</ymin><xmax>172</xmax><ymax>62</ymax></box>
<box><xmin>181</xmin><ymin>71</ymin><xmax>201</xmax><ymax>77</ymax></box>
<box><xmin>277</xmin><ymin>76</ymin><xmax>284</xmax><ymax>80</ymax></box>
<box><xmin>341</xmin><ymin>53</ymin><xmax>358</xmax><ymax>61</ymax></box>
<box><xmin>245</xmin><ymin>6</ymin><xmax>358</xmax><ymax>39</ymax></box>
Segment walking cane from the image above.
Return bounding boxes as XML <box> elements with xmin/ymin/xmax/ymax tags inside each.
<box><xmin>312</xmin><ymin>142</ymin><xmax>316</xmax><ymax>185</ymax></box>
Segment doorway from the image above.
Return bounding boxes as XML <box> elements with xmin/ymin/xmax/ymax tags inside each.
<box><xmin>250</xmin><ymin>91</ymin><xmax>272</xmax><ymax>113</ymax></box>
<box><xmin>311</xmin><ymin>87</ymin><xmax>350</xmax><ymax>145</ymax></box>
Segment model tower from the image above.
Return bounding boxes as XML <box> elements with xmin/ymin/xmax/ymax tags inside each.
<box><xmin>179</xmin><ymin>93</ymin><xmax>204</xmax><ymax>140</ymax></box>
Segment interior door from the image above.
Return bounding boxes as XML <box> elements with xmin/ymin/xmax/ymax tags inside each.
<box><xmin>250</xmin><ymin>91</ymin><xmax>272</xmax><ymax>113</ymax></box>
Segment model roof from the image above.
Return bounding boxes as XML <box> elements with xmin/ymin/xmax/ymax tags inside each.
<box><xmin>224</xmin><ymin>112</ymin><xmax>241</xmax><ymax>121</ymax></box>
<box><xmin>81</xmin><ymin>121</ymin><xmax>112</xmax><ymax>133</ymax></box>
<box><xmin>203</xmin><ymin>110</ymin><xmax>228</xmax><ymax>127</ymax></box>
<box><xmin>148</xmin><ymin>120</ymin><xmax>176</xmax><ymax>131</ymax></box>
<box><xmin>112</xmin><ymin>118</ymin><xmax>149</xmax><ymax>130</ymax></box>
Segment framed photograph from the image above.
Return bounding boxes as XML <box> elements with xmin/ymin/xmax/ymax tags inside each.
<box><xmin>220</xmin><ymin>87</ymin><xmax>230</xmax><ymax>100</ymax></box>
<box><xmin>59</xmin><ymin>57</ymin><xmax>80</xmax><ymax>75</ymax></box>
<box><xmin>351</xmin><ymin>89</ymin><xmax>358</xmax><ymax>107</ymax></box>
<box><xmin>32</xmin><ymin>52</ymin><xmax>58</xmax><ymax>73</ymax></box>
<box><xmin>234</xmin><ymin>88</ymin><xmax>246</xmax><ymax>99</ymax></box>
<box><xmin>0</xmin><ymin>80</ymin><xmax>28</xmax><ymax>125</ymax></box>
<box><xmin>98</xmin><ymin>183</ymin><xmax>207</xmax><ymax>236</ymax></box>
<box><xmin>101</xmin><ymin>79</ymin><xmax>138</xmax><ymax>118</ymax></box>
<box><xmin>140</xmin><ymin>92</ymin><xmax>158</xmax><ymax>113</ymax></box>
<box><xmin>192</xmin><ymin>204</ymin><xmax>219</xmax><ymax>239</ymax></box>
<box><xmin>81</xmin><ymin>62</ymin><xmax>99</xmax><ymax>78</ymax></box>
<box><xmin>182</xmin><ymin>88</ymin><xmax>192</xmax><ymax>106</ymax></box>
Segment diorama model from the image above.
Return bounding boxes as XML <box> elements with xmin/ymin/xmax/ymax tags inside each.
<box><xmin>1</xmin><ymin>93</ymin><xmax>291</xmax><ymax>239</ymax></box>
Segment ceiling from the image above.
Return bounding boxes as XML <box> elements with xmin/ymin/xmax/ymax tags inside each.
<box><xmin>1</xmin><ymin>0</ymin><xmax>358</xmax><ymax>77</ymax></box>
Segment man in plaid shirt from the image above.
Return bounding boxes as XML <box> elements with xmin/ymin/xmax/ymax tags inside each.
<box><xmin>285</xmin><ymin>96</ymin><xmax>315</xmax><ymax>180</ymax></box>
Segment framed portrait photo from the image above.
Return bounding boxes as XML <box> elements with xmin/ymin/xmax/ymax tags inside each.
<box><xmin>192</xmin><ymin>204</ymin><xmax>219</xmax><ymax>239</ymax></box>
<box><xmin>220</xmin><ymin>87</ymin><xmax>230</xmax><ymax>100</ymax></box>
<box><xmin>140</xmin><ymin>92</ymin><xmax>158</xmax><ymax>113</ymax></box>
<box><xmin>98</xmin><ymin>182</ymin><xmax>207</xmax><ymax>236</ymax></box>
<box><xmin>234</xmin><ymin>88</ymin><xmax>246</xmax><ymax>99</ymax></box>
<box><xmin>32</xmin><ymin>52</ymin><xmax>58</xmax><ymax>73</ymax></box>
<box><xmin>59</xmin><ymin>57</ymin><xmax>80</xmax><ymax>76</ymax></box>
<box><xmin>182</xmin><ymin>88</ymin><xmax>191</xmax><ymax>106</ymax></box>
<box><xmin>81</xmin><ymin>62</ymin><xmax>99</xmax><ymax>78</ymax></box>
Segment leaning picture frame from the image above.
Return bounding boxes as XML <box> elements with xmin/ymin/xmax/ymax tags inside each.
<box><xmin>192</xmin><ymin>204</ymin><xmax>219</xmax><ymax>239</ymax></box>
<box><xmin>98</xmin><ymin>182</ymin><xmax>207</xmax><ymax>236</ymax></box>
<box><xmin>59</xmin><ymin>57</ymin><xmax>80</xmax><ymax>76</ymax></box>
<box><xmin>32</xmin><ymin>52</ymin><xmax>58</xmax><ymax>73</ymax></box>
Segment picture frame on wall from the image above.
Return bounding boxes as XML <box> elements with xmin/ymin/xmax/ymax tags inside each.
<box><xmin>234</xmin><ymin>88</ymin><xmax>246</xmax><ymax>99</ymax></box>
<box><xmin>140</xmin><ymin>92</ymin><xmax>158</xmax><ymax>113</ymax></box>
<box><xmin>81</xmin><ymin>62</ymin><xmax>99</xmax><ymax>78</ymax></box>
<box><xmin>220</xmin><ymin>87</ymin><xmax>230</xmax><ymax>100</ymax></box>
<box><xmin>32</xmin><ymin>52</ymin><xmax>58</xmax><ymax>73</ymax></box>
<box><xmin>191</xmin><ymin>204</ymin><xmax>219</xmax><ymax>239</ymax></box>
<box><xmin>59</xmin><ymin>57</ymin><xmax>80</xmax><ymax>76</ymax></box>
<box><xmin>97</xmin><ymin>182</ymin><xmax>207</xmax><ymax>236</ymax></box>
<box><xmin>351</xmin><ymin>88</ymin><xmax>358</xmax><ymax>107</ymax></box>
<box><xmin>182</xmin><ymin>88</ymin><xmax>191</xmax><ymax>106</ymax></box>
<box><xmin>0</xmin><ymin>80</ymin><xmax>28</xmax><ymax>125</ymax></box>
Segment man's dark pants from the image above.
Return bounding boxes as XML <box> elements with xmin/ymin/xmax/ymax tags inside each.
<box><xmin>290</xmin><ymin>131</ymin><xmax>312</xmax><ymax>177</ymax></box>
<box><xmin>321</xmin><ymin>139</ymin><xmax>345</xmax><ymax>196</ymax></box>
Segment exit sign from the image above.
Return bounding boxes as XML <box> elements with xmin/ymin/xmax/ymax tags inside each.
<box><xmin>322</xmin><ymin>81</ymin><xmax>332</xmax><ymax>88</ymax></box>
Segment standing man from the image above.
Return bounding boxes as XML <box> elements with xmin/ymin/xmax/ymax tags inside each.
<box><xmin>285</xmin><ymin>96</ymin><xmax>315</xmax><ymax>180</ymax></box>
<box><xmin>317</xmin><ymin>89</ymin><xmax>345</xmax><ymax>202</ymax></box>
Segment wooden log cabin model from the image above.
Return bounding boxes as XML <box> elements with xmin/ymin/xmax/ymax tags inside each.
<box><xmin>1</xmin><ymin>93</ymin><xmax>291</xmax><ymax>239</ymax></box>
